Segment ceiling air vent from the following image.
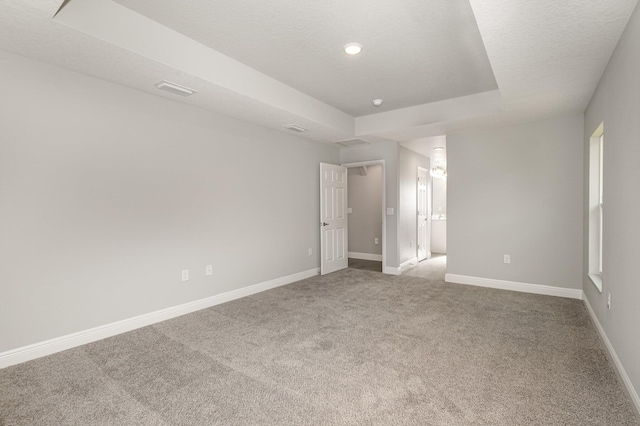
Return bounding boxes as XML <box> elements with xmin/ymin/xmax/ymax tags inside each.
<box><xmin>335</xmin><ymin>139</ymin><xmax>369</xmax><ymax>147</ymax></box>
<box><xmin>283</xmin><ymin>124</ymin><xmax>308</xmax><ymax>133</ymax></box>
<box><xmin>154</xmin><ymin>80</ymin><xmax>197</xmax><ymax>97</ymax></box>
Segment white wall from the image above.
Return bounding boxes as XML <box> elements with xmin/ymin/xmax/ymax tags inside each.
<box><xmin>447</xmin><ymin>114</ymin><xmax>584</xmax><ymax>289</ymax></box>
<box><xmin>0</xmin><ymin>51</ymin><xmax>339</xmax><ymax>353</ymax></box>
<box><xmin>431</xmin><ymin>176</ymin><xmax>447</xmax><ymax>253</ymax></box>
<box><xmin>432</xmin><ymin>177</ymin><xmax>447</xmax><ymax>217</ymax></box>
<box><xmin>583</xmin><ymin>0</ymin><xmax>640</xmax><ymax>409</ymax></box>
<box><xmin>347</xmin><ymin>165</ymin><xmax>382</xmax><ymax>256</ymax></box>
<box><xmin>398</xmin><ymin>146</ymin><xmax>430</xmax><ymax>265</ymax></box>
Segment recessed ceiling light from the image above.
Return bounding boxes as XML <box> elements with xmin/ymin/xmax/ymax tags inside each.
<box><xmin>344</xmin><ymin>43</ymin><xmax>363</xmax><ymax>55</ymax></box>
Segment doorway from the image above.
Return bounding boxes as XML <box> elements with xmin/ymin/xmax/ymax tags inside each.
<box><xmin>342</xmin><ymin>160</ymin><xmax>386</xmax><ymax>273</ymax></box>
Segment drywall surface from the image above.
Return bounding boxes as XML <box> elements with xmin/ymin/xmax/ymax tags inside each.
<box><xmin>447</xmin><ymin>114</ymin><xmax>583</xmax><ymax>289</ymax></box>
<box><xmin>432</xmin><ymin>177</ymin><xmax>447</xmax><ymax>217</ymax></box>
<box><xmin>431</xmin><ymin>221</ymin><xmax>447</xmax><ymax>254</ymax></box>
<box><xmin>398</xmin><ymin>146</ymin><xmax>430</xmax><ymax>264</ymax></box>
<box><xmin>347</xmin><ymin>165</ymin><xmax>382</xmax><ymax>256</ymax></box>
<box><xmin>340</xmin><ymin>141</ymin><xmax>398</xmax><ymax>267</ymax></box>
<box><xmin>0</xmin><ymin>51</ymin><xmax>339</xmax><ymax>352</ymax></box>
<box><xmin>583</xmin><ymin>1</ymin><xmax>640</xmax><ymax>406</ymax></box>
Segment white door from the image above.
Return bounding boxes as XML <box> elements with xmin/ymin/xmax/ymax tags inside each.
<box><xmin>417</xmin><ymin>167</ymin><xmax>430</xmax><ymax>261</ymax></box>
<box><xmin>320</xmin><ymin>163</ymin><xmax>348</xmax><ymax>275</ymax></box>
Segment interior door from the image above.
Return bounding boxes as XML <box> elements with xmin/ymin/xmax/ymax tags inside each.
<box><xmin>320</xmin><ymin>163</ymin><xmax>348</xmax><ymax>275</ymax></box>
<box><xmin>417</xmin><ymin>167</ymin><xmax>430</xmax><ymax>261</ymax></box>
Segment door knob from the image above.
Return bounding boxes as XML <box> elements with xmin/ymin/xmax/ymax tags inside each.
<box><xmin>321</xmin><ymin>222</ymin><xmax>329</xmax><ymax>226</ymax></box>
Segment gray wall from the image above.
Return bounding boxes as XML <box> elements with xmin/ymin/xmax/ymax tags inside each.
<box><xmin>347</xmin><ymin>165</ymin><xmax>383</xmax><ymax>256</ymax></box>
<box><xmin>0</xmin><ymin>51</ymin><xmax>339</xmax><ymax>352</ymax></box>
<box><xmin>340</xmin><ymin>142</ymin><xmax>399</xmax><ymax>267</ymax></box>
<box><xmin>398</xmin><ymin>146</ymin><xmax>430</xmax><ymax>264</ymax></box>
<box><xmin>447</xmin><ymin>114</ymin><xmax>584</xmax><ymax>289</ymax></box>
<box><xmin>583</xmin><ymin>1</ymin><xmax>640</xmax><ymax>402</ymax></box>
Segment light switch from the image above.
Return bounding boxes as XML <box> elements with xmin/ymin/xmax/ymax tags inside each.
<box><xmin>347</xmin><ymin>207</ymin><xmax>353</xmax><ymax>213</ymax></box>
<box><xmin>386</xmin><ymin>208</ymin><xmax>394</xmax><ymax>215</ymax></box>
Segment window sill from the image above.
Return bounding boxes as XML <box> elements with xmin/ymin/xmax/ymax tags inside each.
<box><xmin>588</xmin><ymin>273</ymin><xmax>603</xmax><ymax>292</ymax></box>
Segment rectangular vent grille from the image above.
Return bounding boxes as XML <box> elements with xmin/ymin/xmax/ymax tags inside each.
<box><xmin>154</xmin><ymin>80</ymin><xmax>197</xmax><ymax>97</ymax></box>
<box><xmin>283</xmin><ymin>124</ymin><xmax>308</xmax><ymax>133</ymax></box>
<box><xmin>335</xmin><ymin>139</ymin><xmax>369</xmax><ymax>147</ymax></box>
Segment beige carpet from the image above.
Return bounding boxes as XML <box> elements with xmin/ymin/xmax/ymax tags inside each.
<box><xmin>1</xmin><ymin>269</ymin><xmax>638</xmax><ymax>425</ymax></box>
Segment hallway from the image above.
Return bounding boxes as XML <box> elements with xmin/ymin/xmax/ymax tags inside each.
<box><xmin>402</xmin><ymin>254</ymin><xmax>446</xmax><ymax>281</ymax></box>
<box><xmin>348</xmin><ymin>254</ymin><xmax>446</xmax><ymax>281</ymax></box>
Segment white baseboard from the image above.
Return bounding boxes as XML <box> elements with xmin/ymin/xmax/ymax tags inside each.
<box><xmin>348</xmin><ymin>252</ymin><xmax>382</xmax><ymax>261</ymax></box>
<box><xmin>400</xmin><ymin>257</ymin><xmax>418</xmax><ymax>272</ymax></box>
<box><xmin>383</xmin><ymin>258</ymin><xmax>418</xmax><ymax>276</ymax></box>
<box><xmin>0</xmin><ymin>268</ymin><xmax>319</xmax><ymax>370</ymax></box>
<box><xmin>444</xmin><ymin>274</ymin><xmax>583</xmax><ymax>300</ymax></box>
<box><xmin>383</xmin><ymin>266</ymin><xmax>400</xmax><ymax>275</ymax></box>
<box><xmin>583</xmin><ymin>296</ymin><xmax>640</xmax><ymax>416</ymax></box>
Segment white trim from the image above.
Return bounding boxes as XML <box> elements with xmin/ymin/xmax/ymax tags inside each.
<box><xmin>342</xmin><ymin>160</ymin><xmax>388</xmax><ymax>274</ymax></box>
<box><xmin>383</xmin><ymin>266</ymin><xmax>400</xmax><ymax>275</ymax></box>
<box><xmin>0</xmin><ymin>268</ymin><xmax>319</xmax><ymax>369</ymax></box>
<box><xmin>444</xmin><ymin>274</ymin><xmax>583</xmax><ymax>300</ymax></box>
<box><xmin>583</xmin><ymin>296</ymin><xmax>640</xmax><ymax>415</ymax></box>
<box><xmin>588</xmin><ymin>273</ymin><xmax>603</xmax><ymax>292</ymax></box>
<box><xmin>348</xmin><ymin>252</ymin><xmax>382</xmax><ymax>261</ymax></box>
<box><xmin>400</xmin><ymin>257</ymin><xmax>418</xmax><ymax>272</ymax></box>
<box><xmin>417</xmin><ymin>166</ymin><xmax>430</xmax><ymax>262</ymax></box>
<box><xmin>383</xmin><ymin>258</ymin><xmax>418</xmax><ymax>276</ymax></box>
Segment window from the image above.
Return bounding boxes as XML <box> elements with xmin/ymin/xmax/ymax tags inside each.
<box><xmin>588</xmin><ymin>123</ymin><xmax>604</xmax><ymax>291</ymax></box>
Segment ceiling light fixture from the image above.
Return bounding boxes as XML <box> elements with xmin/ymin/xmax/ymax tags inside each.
<box><xmin>154</xmin><ymin>80</ymin><xmax>197</xmax><ymax>97</ymax></box>
<box><xmin>373</xmin><ymin>99</ymin><xmax>383</xmax><ymax>107</ymax></box>
<box><xmin>344</xmin><ymin>43</ymin><xmax>363</xmax><ymax>55</ymax></box>
<box><xmin>431</xmin><ymin>165</ymin><xmax>447</xmax><ymax>179</ymax></box>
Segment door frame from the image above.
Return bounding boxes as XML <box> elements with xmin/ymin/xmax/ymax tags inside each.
<box><xmin>341</xmin><ymin>160</ymin><xmax>386</xmax><ymax>273</ymax></box>
<box><xmin>417</xmin><ymin>166</ymin><xmax>431</xmax><ymax>262</ymax></box>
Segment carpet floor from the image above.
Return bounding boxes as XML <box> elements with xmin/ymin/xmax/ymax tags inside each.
<box><xmin>1</xmin><ymin>269</ymin><xmax>638</xmax><ymax>425</ymax></box>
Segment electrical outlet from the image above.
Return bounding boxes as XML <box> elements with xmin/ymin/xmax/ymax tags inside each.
<box><xmin>181</xmin><ymin>269</ymin><xmax>189</xmax><ymax>282</ymax></box>
<box><xmin>206</xmin><ymin>265</ymin><xmax>213</xmax><ymax>276</ymax></box>
<box><xmin>374</xmin><ymin>238</ymin><xmax>379</xmax><ymax>244</ymax></box>
<box><xmin>607</xmin><ymin>292</ymin><xmax>611</xmax><ymax>310</ymax></box>
<box><xmin>308</xmin><ymin>248</ymin><xmax>313</xmax><ymax>256</ymax></box>
<box><xmin>504</xmin><ymin>255</ymin><xmax>511</xmax><ymax>264</ymax></box>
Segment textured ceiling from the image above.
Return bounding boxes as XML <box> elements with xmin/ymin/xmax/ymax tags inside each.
<box><xmin>115</xmin><ymin>0</ymin><xmax>498</xmax><ymax>117</ymax></box>
<box><xmin>0</xmin><ymin>0</ymin><xmax>638</xmax><ymax>145</ymax></box>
